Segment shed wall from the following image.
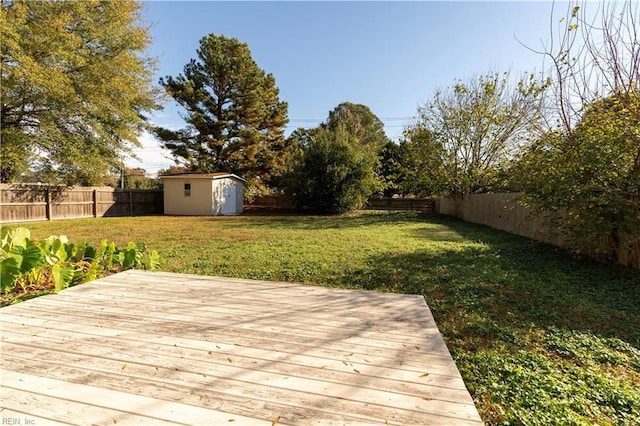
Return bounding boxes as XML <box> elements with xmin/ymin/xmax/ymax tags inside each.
<box><xmin>211</xmin><ymin>179</ymin><xmax>244</xmax><ymax>215</ymax></box>
<box><xmin>163</xmin><ymin>179</ymin><xmax>213</xmax><ymax>215</ymax></box>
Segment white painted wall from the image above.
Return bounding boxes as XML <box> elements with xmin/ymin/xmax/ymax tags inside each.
<box><xmin>212</xmin><ymin>178</ymin><xmax>244</xmax><ymax>215</ymax></box>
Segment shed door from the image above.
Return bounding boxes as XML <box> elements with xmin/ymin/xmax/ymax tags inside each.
<box><xmin>220</xmin><ymin>182</ymin><xmax>237</xmax><ymax>215</ymax></box>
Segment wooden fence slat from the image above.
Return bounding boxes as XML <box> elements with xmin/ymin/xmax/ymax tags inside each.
<box><xmin>246</xmin><ymin>196</ymin><xmax>435</xmax><ymax>213</ymax></box>
<box><xmin>0</xmin><ymin>185</ymin><xmax>163</xmax><ymax>223</ymax></box>
<box><xmin>436</xmin><ymin>192</ymin><xmax>639</xmax><ymax>268</ymax></box>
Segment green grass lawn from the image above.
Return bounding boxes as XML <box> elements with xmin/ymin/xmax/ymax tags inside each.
<box><xmin>14</xmin><ymin>211</ymin><xmax>640</xmax><ymax>425</ymax></box>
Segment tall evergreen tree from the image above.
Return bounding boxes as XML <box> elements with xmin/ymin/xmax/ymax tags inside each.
<box><xmin>1</xmin><ymin>0</ymin><xmax>159</xmax><ymax>184</ymax></box>
<box><xmin>155</xmin><ymin>34</ymin><xmax>289</xmax><ymax>191</ymax></box>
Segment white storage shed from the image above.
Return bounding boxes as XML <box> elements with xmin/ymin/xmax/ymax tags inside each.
<box><xmin>162</xmin><ymin>173</ymin><xmax>245</xmax><ymax>216</ymax></box>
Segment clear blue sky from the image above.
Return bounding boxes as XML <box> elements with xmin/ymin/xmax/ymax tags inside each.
<box><xmin>129</xmin><ymin>0</ymin><xmax>571</xmax><ymax>175</ymax></box>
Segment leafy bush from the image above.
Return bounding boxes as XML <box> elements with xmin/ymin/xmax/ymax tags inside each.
<box><xmin>286</xmin><ymin>126</ymin><xmax>382</xmax><ymax>214</ymax></box>
<box><xmin>1</xmin><ymin>225</ymin><xmax>160</xmax><ymax>305</ymax></box>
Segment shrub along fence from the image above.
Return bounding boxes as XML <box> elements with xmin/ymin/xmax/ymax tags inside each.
<box><xmin>0</xmin><ymin>184</ymin><xmax>163</xmax><ymax>223</ymax></box>
<box><xmin>436</xmin><ymin>193</ymin><xmax>639</xmax><ymax>268</ymax></box>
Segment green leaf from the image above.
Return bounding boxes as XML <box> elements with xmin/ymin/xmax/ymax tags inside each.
<box><xmin>8</xmin><ymin>245</ymin><xmax>45</xmax><ymax>274</ymax></box>
<box><xmin>145</xmin><ymin>250</ymin><xmax>161</xmax><ymax>271</ymax></box>
<box><xmin>0</xmin><ymin>257</ymin><xmax>21</xmax><ymax>292</ymax></box>
<box><xmin>122</xmin><ymin>248</ymin><xmax>137</xmax><ymax>270</ymax></box>
<box><xmin>84</xmin><ymin>260</ymin><xmax>104</xmax><ymax>283</ymax></box>
<box><xmin>83</xmin><ymin>243</ymin><xmax>97</xmax><ymax>261</ymax></box>
<box><xmin>52</xmin><ymin>263</ymin><xmax>75</xmax><ymax>292</ymax></box>
<box><xmin>1</xmin><ymin>226</ymin><xmax>31</xmax><ymax>252</ymax></box>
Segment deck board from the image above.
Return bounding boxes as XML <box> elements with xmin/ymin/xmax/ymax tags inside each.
<box><xmin>1</xmin><ymin>270</ymin><xmax>483</xmax><ymax>425</ymax></box>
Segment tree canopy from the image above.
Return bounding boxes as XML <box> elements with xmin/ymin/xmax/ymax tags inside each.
<box><xmin>1</xmin><ymin>0</ymin><xmax>159</xmax><ymax>184</ymax></box>
<box><xmin>516</xmin><ymin>92</ymin><xmax>640</xmax><ymax>263</ymax></box>
<box><xmin>154</xmin><ymin>34</ymin><xmax>289</xmax><ymax>193</ymax></box>
<box><xmin>514</xmin><ymin>1</ymin><xmax>640</xmax><ymax>265</ymax></box>
<box><xmin>285</xmin><ymin>126</ymin><xmax>381</xmax><ymax>214</ymax></box>
<box><xmin>280</xmin><ymin>102</ymin><xmax>387</xmax><ymax>213</ymax></box>
<box><xmin>322</xmin><ymin>102</ymin><xmax>389</xmax><ymax>151</ymax></box>
<box><xmin>403</xmin><ymin>72</ymin><xmax>548</xmax><ymax>196</ymax></box>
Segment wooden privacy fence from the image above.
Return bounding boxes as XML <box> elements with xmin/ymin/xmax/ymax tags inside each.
<box><xmin>366</xmin><ymin>197</ymin><xmax>435</xmax><ymax>212</ymax></box>
<box><xmin>245</xmin><ymin>195</ymin><xmax>435</xmax><ymax>212</ymax></box>
<box><xmin>0</xmin><ymin>185</ymin><xmax>163</xmax><ymax>223</ymax></box>
<box><xmin>245</xmin><ymin>195</ymin><xmax>296</xmax><ymax>210</ymax></box>
<box><xmin>436</xmin><ymin>193</ymin><xmax>639</xmax><ymax>268</ymax></box>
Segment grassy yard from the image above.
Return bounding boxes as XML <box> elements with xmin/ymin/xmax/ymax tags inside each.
<box><xmin>14</xmin><ymin>211</ymin><xmax>640</xmax><ymax>425</ymax></box>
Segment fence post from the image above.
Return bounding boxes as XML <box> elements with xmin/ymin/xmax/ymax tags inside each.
<box><xmin>93</xmin><ymin>189</ymin><xmax>98</xmax><ymax>218</ymax></box>
<box><xmin>45</xmin><ymin>187</ymin><xmax>52</xmax><ymax>220</ymax></box>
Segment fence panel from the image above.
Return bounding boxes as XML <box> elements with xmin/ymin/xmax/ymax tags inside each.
<box><xmin>0</xmin><ymin>186</ymin><xmax>48</xmax><ymax>222</ymax></box>
<box><xmin>0</xmin><ymin>185</ymin><xmax>163</xmax><ymax>223</ymax></box>
<box><xmin>246</xmin><ymin>196</ymin><xmax>435</xmax><ymax>212</ymax></box>
<box><xmin>366</xmin><ymin>197</ymin><xmax>435</xmax><ymax>212</ymax></box>
<box><xmin>436</xmin><ymin>192</ymin><xmax>638</xmax><ymax>268</ymax></box>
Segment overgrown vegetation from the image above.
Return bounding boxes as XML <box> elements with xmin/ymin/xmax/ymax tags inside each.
<box><xmin>0</xmin><ymin>225</ymin><xmax>160</xmax><ymax>306</ymax></box>
<box><xmin>283</xmin><ymin>102</ymin><xmax>388</xmax><ymax>213</ymax></box>
<box><xmin>19</xmin><ymin>213</ymin><xmax>640</xmax><ymax>425</ymax></box>
<box><xmin>284</xmin><ymin>126</ymin><xmax>382</xmax><ymax>213</ymax></box>
<box><xmin>512</xmin><ymin>2</ymin><xmax>640</xmax><ymax>266</ymax></box>
<box><xmin>402</xmin><ymin>71</ymin><xmax>548</xmax><ymax>196</ymax></box>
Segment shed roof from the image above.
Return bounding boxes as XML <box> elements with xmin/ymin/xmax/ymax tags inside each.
<box><xmin>160</xmin><ymin>173</ymin><xmax>246</xmax><ymax>182</ymax></box>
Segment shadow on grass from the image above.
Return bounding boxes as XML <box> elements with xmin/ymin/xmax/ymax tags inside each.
<box><xmin>343</xmin><ymin>215</ymin><xmax>640</xmax><ymax>349</ymax></box>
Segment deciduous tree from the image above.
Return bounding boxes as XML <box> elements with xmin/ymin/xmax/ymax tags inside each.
<box><xmin>378</xmin><ymin>140</ymin><xmax>404</xmax><ymax>197</ymax></box>
<box><xmin>404</xmin><ymin>72</ymin><xmax>548</xmax><ymax>197</ymax></box>
<box><xmin>322</xmin><ymin>102</ymin><xmax>389</xmax><ymax>152</ymax></box>
<box><xmin>516</xmin><ymin>1</ymin><xmax>640</xmax><ymax>265</ymax></box>
<box><xmin>1</xmin><ymin>0</ymin><xmax>159</xmax><ymax>184</ymax></box>
<box><xmin>286</xmin><ymin>126</ymin><xmax>381</xmax><ymax>214</ymax></box>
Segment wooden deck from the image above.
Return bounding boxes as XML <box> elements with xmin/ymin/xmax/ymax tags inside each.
<box><xmin>0</xmin><ymin>270</ymin><xmax>483</xmax><ymax>425</ymax></box>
